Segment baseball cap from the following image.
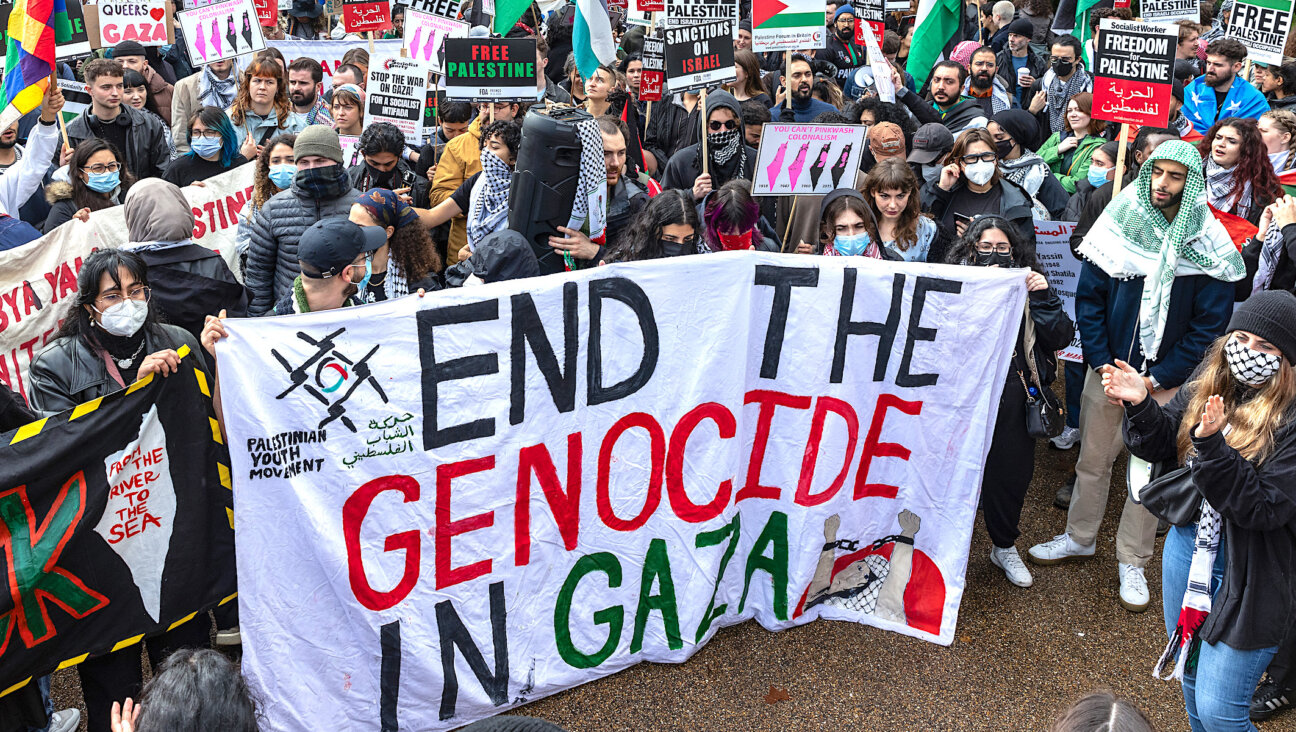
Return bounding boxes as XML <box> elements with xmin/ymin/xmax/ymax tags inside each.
<box><xmin>298</xmin><ymin>218</ymin><xmax>387</xmax><ymax>278</ymax></box>
<box><xmin>868</xmin><ymin>122</ymin><xmax>905</xmax><ymax>161</ymax></box>
<box><xmin>907</xmin><ymin>123</ymin><xmax>955</xmax><ymax>164</ymax></box>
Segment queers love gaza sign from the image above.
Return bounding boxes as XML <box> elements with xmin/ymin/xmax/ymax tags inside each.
<box><xmin>218</xmin><ymin>253</ymin><xmax>1025</xmax><ymax>731</ymax></box>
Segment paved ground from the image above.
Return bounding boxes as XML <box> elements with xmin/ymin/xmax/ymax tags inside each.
<box><xmin>49</xmin><ymin>438</ymin><xmax>1296</xmax><ymax>731</ymax></box>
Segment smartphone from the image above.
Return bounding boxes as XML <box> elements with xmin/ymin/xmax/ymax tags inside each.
<box><xmin>953</xmin><ymin>212</ymin><xmax>973</xmax><ymax>227</ymax></box>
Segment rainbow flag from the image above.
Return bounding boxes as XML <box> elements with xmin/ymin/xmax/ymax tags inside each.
<box><xmin>0</xmin><ymin>0</ymin><xmax>71</xmax><ymax>130</ymax></box>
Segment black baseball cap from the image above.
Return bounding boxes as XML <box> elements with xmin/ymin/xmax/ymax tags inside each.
<box><xmin>298</xmin><ymin>218</ymin><xmax>386</xmax><ymax>278</ymax></box>
<box><xmin>907</xmin><ymin>123</ymin><xmax>956</xmax><ymax>164</ymax></box>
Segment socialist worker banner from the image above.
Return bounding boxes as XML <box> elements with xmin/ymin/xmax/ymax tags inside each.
<box><xmin>216</xmin><ymin>253</ymin><xmax>1027</xmax><ymax>731</ymax></box>
<box><xmin>0</xmin><ymin>163</ymin><xmax>253</xmax><ymax>399</ymax></box>
<box><xmin>0</xmin><ymin>350</ymin><xmax>236</xmax><ymax>696</ymax></box>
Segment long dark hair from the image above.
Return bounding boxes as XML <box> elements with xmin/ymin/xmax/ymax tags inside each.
<box><xmin>1199</xmin><ymin>117</ymin><xmax>1284</xmax><ymax>209</ymax></box>
<box><xmin>53</xmin><ymin>249</ymin><xmax>162</xmax><ymax>345</ymax></box>
<box><xmin>607</xmin><ymin>190</ymin><xmax>700</xmax><ymax>261</ymax></box>
<box><xmin>254</xmin><ymin>132</ymin><xmax>295</xmax><ymax>209</ymax></box>
<box><xmin>946</xmin><ymin>215</ymin><xmax>1041</xmax><ymax>271</ymax></box>
<box><xmin>863</xmin><ymin>158</ymin><xmax>926</xmax><ymax>251</ymax></box>
<box><xmin>134</xmin><ymin>649</ymin><xmax>260</xmax><ymax>732</ymax></box>
<box><xmin>944</xmin><ymin>128</ymin><xmax>1001</xmax><ymax>188</ymax></box>
<box><xmin>391</xmin><ymin>220</ymin><xmax>442</xmax><ymax>278</ymax></box>
<box><xmin>122</xmin><ymin>68</ymin><xmax>160</xmax><ymax>117</ymax></box>
<box><xmin>70</xmin><ymin>138</ymin><xmax>135</xmax><ymax>211</ymax></box>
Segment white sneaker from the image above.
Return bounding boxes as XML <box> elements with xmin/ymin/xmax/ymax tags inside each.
<box><xmin>1118</xmin><ymin>562</ymin><xmax>1150</xmax><ymax>612</ymax></box>
<box><xmin>990</xmin><ymin>546</ymin><xmax>1034</xmax><ymax>587</ymax></box>
<box><xmin>49</xmin><ymin>709</ymin><xmax>80</xmax><ymax>732</ymax></box>
<box><xmin>1027</xmin><ymin>533</ymin><xmax>1096</xmax><ymax>566</ymax></box>
<box><xmin>1050</xmin><ymin>425</ymin><xmax>1081</xmax><ymax>450</ymax></box>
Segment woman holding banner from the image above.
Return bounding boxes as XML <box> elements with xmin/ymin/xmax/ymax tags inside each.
<box><xmin>947</xmin><ymin>215</ymin><xmax>1072</xmax><ymax>588</ymax></box>
<box><xmin>1103</xmin><ymin>290</ymin><xmax>1296</xmax><ymax>732</ymax></box>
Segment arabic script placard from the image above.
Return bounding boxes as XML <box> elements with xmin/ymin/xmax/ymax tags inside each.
<box><xmin>1091</xmin><ymin>19</ymin><xmax>1175</xmax><ymax>128</ymax></box>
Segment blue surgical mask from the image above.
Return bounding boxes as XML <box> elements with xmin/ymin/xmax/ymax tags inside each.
<box><xmin>191</xmin><ymin>136</ymin><xmax>223</xmax><ymax>159</ymax></box>
<box><xmin>834</xmin><ymin>232</ymin><xmax>871</xmax><ymax>256</ymax></box>
<box><xmin>350</xmin><ymin>255</ymin><xmax>373</xmax><ymax>293</ymax></box>
<box><xmin>1087</xmin><ymin>165</ymin><xmax>1112</xmax><ymax>189</ymax></box>
<box><xmin>269</xmin><ymin>163</ymin><xmax>296</xmax><ymax>190</ymax></box>
<box><xmin>86</xmin><ymin>170</ymin><xmax>120</xmax><ymax>194</ymax></box>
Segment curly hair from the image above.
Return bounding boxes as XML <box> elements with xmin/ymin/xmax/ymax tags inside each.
<box><xmin>606</xmin><ymin>189</ymin><xmax>700</xmax><ymax>262</ymax></box>
<box><xmin>863</xmin><ymin>158</ymin><xmax>928</xmax><ymax>252</ymax></box>
<box><xmin>253</xmin><ymin>133</ymin><xmax>296</xmax><ymax>209</ymax></box>
<box><xmin>358</xmin><ymin>122</ymin><xmax>406</xmax><ymax>156</ymax></box>
<box><xmin>230</xmin><ymin>56</ymin><xmax>290</xmax><ymax>129</ymax></box>
<box><xmin>848</xmin><ymin>96</ymin><xmax>919</xmax><ymax>141</ymax></box>
<box><xmin>479</xmin><ymin>119</ymin><xmax>522</xmax><ymax>158</ymax></box>
<box><xmin>946</xmin><ymin>214</ymin><xmax>1041</xmax><ymax>272</ymax></box>
<box><xmin>1198</xmin><ymin>117</ymin><xmax>1283</xmax><ymax>211</ymax></box>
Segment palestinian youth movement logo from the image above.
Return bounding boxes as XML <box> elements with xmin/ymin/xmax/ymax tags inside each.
<box><xmin>272</xmin><ymin>328</ymin><xmax>388</xmax><ymax>432</ymax></box>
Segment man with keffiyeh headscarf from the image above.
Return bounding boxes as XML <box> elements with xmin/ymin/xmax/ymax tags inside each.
<box><xmin>1028</xmin><ymin>140</ymin><xmax>1243</xmax><ymax>614</ymax></box>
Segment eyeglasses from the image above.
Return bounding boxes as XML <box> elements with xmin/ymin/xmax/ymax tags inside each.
<box><xmin>84</xmin><ymin>162</ymin><xmax>122</xmax><ymax>174</ymax></box>
<box><xmin>960</xmin><ymin>152</ymin><xmax>997</xmax><ymax>164</ymax></box>
<box><xmin>708</xmin><ymin>119</ymin><xmax>738</xmax><ymax>132</ymax></box>
<box><xmin>98</xmin><ymin>286</ymin><xmax>151</xmax><ymax>307</ymax></box>
<box><xmin>975</xmin><ymin>243</ymin><xmax>1012</xmax><ymax>254</ymax></box>
<box><xmin>190</xmin><ymin>129</ymin><xmax>222</xmax><ymax>140</ymax></box>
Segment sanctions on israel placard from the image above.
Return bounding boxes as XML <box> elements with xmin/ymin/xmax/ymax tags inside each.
<box><xmin>217</xmin><ymin>253</ymin><xmax>1027</xmax><ymax>731</ymax></box>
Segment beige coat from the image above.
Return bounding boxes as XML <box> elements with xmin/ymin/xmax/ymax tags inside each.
<box><xmin>170</xmin><ymin>73</ymin><xmax>201</xmax><ymax>154</ymax></box>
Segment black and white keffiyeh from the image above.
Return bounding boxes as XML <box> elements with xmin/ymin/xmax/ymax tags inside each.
<box><xmin>1045</xmin><ymin>66</ymin><xmax>1092</xmax><ymax>133</ymax></box>
<box><xmin>1205</xmin><ymin>157</ymin><xmax>1254</xmax><ymax>219</ymax></box>
<box><xmin>467</xmin><ymin>148</ymin><xmax>512</xmax><ymax>250</ymax></box>
<box><xmin>1155</xmin><ymin>497</ymin><xmax>1221</xmax><ymax>681</ymax></box>
<box><xmin>199</xmin><ymin>59</ymin><xmax>242</xmax><ymax>109</ymax></box>
<box><xmin>1225</xmin><ymin>336</ymin><xmax>1283</xmax><ymax>384</ymax></box>
<box><xmin>1252</xmin><ymin>221</ymin><xmax>1287</xmax><ymax>294</ymax></box>
<box><xmin>564</xmin><ymin>118</ymin><xmax>607</xmax><ymax>242</ymax></box>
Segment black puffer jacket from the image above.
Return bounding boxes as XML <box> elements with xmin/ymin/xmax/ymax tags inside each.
<box><xmin>26</xmin><ymin>324</ymin><xmax>203</xmax><ymax>416</ymax></box>
<box><xmin>64</xmin><ymin>105</ymin><xmax>170</xmax><ymax>180</ymax></box>
<box><xmin>1123</xmin><ymin>381</ymin><xmax>1296</xmax><ymax>651</ymax></box>
<box><xmin>245</xmin><ymin>174</ymin><xmax>360</xmax><ymax>315</ymax></box>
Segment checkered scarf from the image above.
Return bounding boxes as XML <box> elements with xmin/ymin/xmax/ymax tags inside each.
<box><xmin>1044</xmin><ymin>66</ymin><xmax>1092</xmax><ymax>134</ymax></box>
<box><xmin>565</xmin><ymin>118</ymin><xmax>608</xmax><ymax>242</ymax></box>
<box><xmin>1076</xmin><ymin>141</ymin><xmax>1245</xmax><ymax>359</ymax></box>
<box><xmin>1252</xmin><ymin>220</ymin><xmax>1287</xmax><ymax>294</ymax></box>
<box><xmin>467</xmin><ymin>149</ymin><xmax>512</xmax><ymax>250</ymax></box>
<box><xmin>1205</xmin><ymin>157</ymin><xmax>1254</xmax><ymax>220</ymax></box>
<box><xmin>1155</xmin><ymin>497</ymin><xmax>1221</xmax><ymax>681</ymax></box>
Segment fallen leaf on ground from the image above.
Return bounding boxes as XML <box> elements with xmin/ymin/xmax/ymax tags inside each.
<box><xmin>763</xmin><ymin>685</ymin><xmax>790</xmax><ymax>704</ymax></box>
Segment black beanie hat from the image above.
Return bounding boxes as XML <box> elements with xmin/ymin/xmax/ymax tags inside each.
<box><xmin>113</xmin><ymin>40</ymin><xmax>147</xmax><ymax>58</ymax></box>
<box><xmin>1228</xmin><ymin>290</ymin><xmax>1296</xmax><ymax>364</ymax></box>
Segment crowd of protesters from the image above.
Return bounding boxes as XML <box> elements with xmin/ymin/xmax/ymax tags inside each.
<box><xmin>1</xmin><ymin>0</ymin><xmax>1296</xmax><ymax>730</ymax></box>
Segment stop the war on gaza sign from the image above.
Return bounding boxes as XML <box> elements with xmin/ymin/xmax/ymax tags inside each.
<box><xmin>1091</xmin><ymin>19</ymin><xmax>1175</xmax><ymax>127</ymax></box>
<box><xmin>1226</xmin><ymin>0</ymin><xmax>1293</xmax><ymax>65</ymax></box>
<box><xmin>442</xmin><ymin>37</ymin><xmax>536</xmax><ymax>102</ymax></box>
<box><xmin>217</xmin><ymin>253</ymin><xmax>1026</xmax><ymax>731</ymax></box>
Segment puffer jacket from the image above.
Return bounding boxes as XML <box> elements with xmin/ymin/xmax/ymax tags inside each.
<box><xmin>64</xmin><ymin>105</ymin><xmax>170</xmax><ymax>180</ymax></box>
<box><xmin>26</xmin><ymin>324</ymin><xmax>204</xmax><ymax>416</ymax></box>
<box><xmin>244</xmin><ymin>174</ymin><xmax>360</xmax><ymax>315</ymax></box>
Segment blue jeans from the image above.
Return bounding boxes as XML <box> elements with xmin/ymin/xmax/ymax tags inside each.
<box><xmin>1163</xmin><ymin>524</ymin><xmax>1277</xmax><ymax>732</ymax></box>
<box><xmin>1064</xmin><ymin>360</ymin><xmax>1085</xmax><ymax>429</ymax></box>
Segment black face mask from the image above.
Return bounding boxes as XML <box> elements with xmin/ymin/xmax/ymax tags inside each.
<box><xmin>974</xmin><ymin>250</ymin><xmax>1013</xmax><ymax>267</ymax></box>
<box><xmin>1051</xmin><ymin>59</ymin><xmax>1074</xmax><ymax>77</ymax></box>
<box><xmin>660</xmin><ymin>239</ymin><xmax>688</xmax><ymax>257</ymax></box>
<box><xmin>995</xmin><ymin>139</ymin><xmax>1015</xmax><ymax>158</ymax></box>
<box><xmin>368</xmin><ymin>165</ymin><xmax>399</xmax><ymax>187</ymax></box>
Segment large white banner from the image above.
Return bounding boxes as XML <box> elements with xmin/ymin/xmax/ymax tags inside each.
<box><xmin>0</xmin><ymin>163</ymin><xmax>253</xmax><ymax>397</ymax></box>
<box><xmin>217</xmin><ymin>254</ymin><xmax>1026</xmax><ymax>731</ymax></box>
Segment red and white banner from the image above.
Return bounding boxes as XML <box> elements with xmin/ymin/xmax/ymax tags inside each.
<box><xmin>1091</xmin><ymin>19</ymin><xmax>1175</xmax><ymax>127</ymax></box>
<box><xmin>217</xmin><ymin>254</ymin><xmax>1026</xmax><ymax>731</ymax></box>
<box><xmin>0</xmin><ymin>164</ymin><xmax>253</xmax><ymax>398</ymax></box>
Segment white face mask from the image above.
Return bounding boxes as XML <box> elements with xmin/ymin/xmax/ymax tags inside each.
<box><xmin>964</xmin><ymin>160</ymin><xmax>996</xmax><ymax>186</ymax></box>
<box><xmin>94</xmin><ymin>298</ymin><xmax>148</xmax><ymax>337</ymax></box>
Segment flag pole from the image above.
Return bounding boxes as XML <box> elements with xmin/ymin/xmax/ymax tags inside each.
<box><xmin>1112</xmin><ymin>123</ymin><xmax>1129</xmax><ymax>197</ymax></box>
<box><xmin>784</xmin><ymin>50</ymin><xmax>791</xmax><ymax>109</ymax></box>
<box><xmin>700</xmin><ymin>87</ymin><xmax>708</xmax><ymax>176</ymax></box>
<box><xmin>48</xmin><ymin>73</ymin><xmax>71</xmax><ymax>151</ymax></box>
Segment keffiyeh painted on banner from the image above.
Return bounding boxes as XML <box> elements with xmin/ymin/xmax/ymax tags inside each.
<box><xmin>1076</xmin><ymin>140</ymin><xmax>1245</xmax><ymax>360</ymax></box>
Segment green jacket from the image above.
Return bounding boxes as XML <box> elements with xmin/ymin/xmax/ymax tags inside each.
<box><xmin>1039</xmin><ymin>133</ymin><xmax>1104</xmax><ymax>195</ymax></box>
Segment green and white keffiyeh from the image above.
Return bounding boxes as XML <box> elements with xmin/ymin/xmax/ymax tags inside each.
<box><xmin>1076</xmin><ymin>140</ymin><xmax>1245</xmax><ymax>360</ymax></box>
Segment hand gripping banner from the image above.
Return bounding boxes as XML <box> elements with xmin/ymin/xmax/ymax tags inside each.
<box><xmin>0</xmin><ymin>346</ymin><xmax>237</xmax><ymax>696</ymax></box>
<box><xmin>216</xmin><ymin>253</ymin><xmax>1027</xmax><ymax>731</ymax></box>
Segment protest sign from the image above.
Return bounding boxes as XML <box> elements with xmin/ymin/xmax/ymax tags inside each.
<box><xmin>0</xmin><ymin>164</ymin><xmax>253</xmax><ymax>396</ymax></box>
<box><xmin>177</xmin><ymin>0</ymin><xmax>266</xmax><ymax>66</ymax></box>
<box><xmin>639</xmin><ymin>35</ymin><xmax>664</xmax><ymax>102</ymax></box>
<box><xmin>91</xmin><ymin>0</ymin><xmax>170</xmax><ymax>47</ymax></box>
<box><xmin>861</xmin><ymin>12</ymin><xmax>892</xmax><ymax>102</ymax></box>
<box><xmin>52</xmin><ymin>1</ymin><xmax>92</xmax><ymax>58</ymax></box>
<box><xmin>0</xmin><ymin>351</ymin><xmax>236</xmax><ymax>698</ymax></box>
<box><xmin>1034</xmin><ymin>220</ymin><xmax>1082</xmax><ymax>363</ymax></box>
<box><xmin>637</xmin><ymin>0</ymin><xmax>663</xmax><ymax>12</ymax></box>
<box><xmin>443</xmin><ymin>37</ymin><xmax>537</xmax><ymax>102</ymax></box>
<box><xmin>269</xmin><ymin>38</ymin><xmax>404</xmax><ymax>81</ymax></box>
<box><xmin>665</xmin><ymin>0</ymin><xmax>737</xmax><ymax>36</ymax></box>
<box><xmin>403</xmin><ymin>7</ymin><xmax>468</xmax><ymax>73</ymax></box>
<box><xmin>55</xmin><ymin>79</ymin><xmax>91</xmax><ymax>126</ymax></box>
<box><xmin>664</xmin><ymin>20</ymin><xmax>735</xmax><ymax>93</ymax></box>
<box><xmin>1139</xmin><ymin>0</ymin><xmax>1197</xmax><ymax>23</ymax></box>
<box><xmin>253</xmin><ymin>0</ymin><xmax>276</xmax><ymax>27</ymax></box>
<box><xmin>1226</xmin><ymin>0</ymin><xmax>1293</xmax><ymax>65</ymax></box>
<box><xmin>404</xmin><ymin>0</ymin><xmax>461</xmax><ymax>17</ymax></box>
<box><xmin>339</xmin><ymin>134</ymin><xmax>364</xmax><ymax>167</ymax></box>
<box><xmin>752</xmin><ymin>0</ymin><xmax>826</xmax><ymax>52</ymax></box>
<box><xmin>1090</xmin><ymin>19</ymin><xmax>1175</xmax><ymax>127</ymax></box>
<box><xmin>853</xmin><ymin>0</ymin><xmax>884</xmax><ymax>48</ymax></box>
<box><xmin>751</xmin><ymin>124</ymin><xmax>869</xmax><ymax>195</ymax></box>
<box><xmin>625</xmin><ymin>5</ymin><xmax>651</xmax><ymax>25</ymax></box>
<box><xmin>342</xmin><ymin>0</ymin><xmax>391</xmax><ymax>34</ymax></box>
<box><xmin>365</xmin><ymin>57</ymin><xmax>432</xmax><ymax>145</ymax></box>
<box><xmin>218</xmin><ymin>253</ymin><xmax>1025</xmax><ymax>731</ymax></box>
